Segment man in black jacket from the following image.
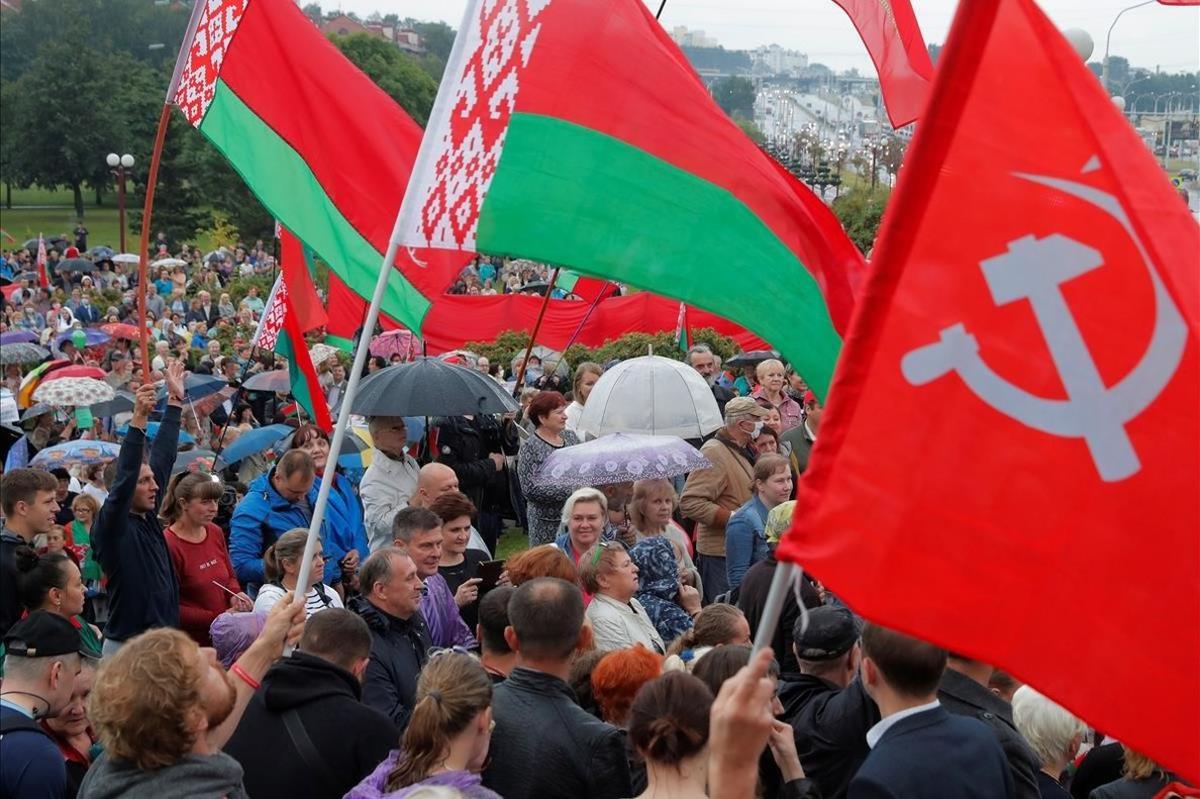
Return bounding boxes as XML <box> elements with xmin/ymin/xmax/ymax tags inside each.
<box><xmin>93</xmin><ymin>364</ymin><xmax>186</xmax><ymax>655</ymax></box>
<box><xmin>349</xmin><ymin>547</ymin><xmax>431</xmax><ymax>730</ymax></box>
<box><xmin>434</xmin><ymin>413</ymin><xmax>513</xmax><ymax>552</ymax></box>
<box><xmin>0</xmin><ymin>469</ymin><xmax>60</xmax><ymax>637</ymax></box>
<box><xmin>483</xmin><ymin>577</ymin><xmax>631</xmax><ymax>799</ymax></box>
<box><xmin>939</xmin><ymin>654</ymin><xmax>1041</xmax><ymax>799</ymax></box>
<box><xmin>780</xmin><ymin>607</ymin><xmax>880</xmax><ymax>799</ymax></box>
<box><xmin>226</xmin><ymin>609</ymin><xmax>398</xmax><ymax>798</ymax></box>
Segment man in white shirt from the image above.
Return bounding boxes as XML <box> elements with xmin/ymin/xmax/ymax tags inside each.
<box><xmin>360</xmin><ymin>416</ymin><xmax>420</xmax><ymax>553</ymax></box>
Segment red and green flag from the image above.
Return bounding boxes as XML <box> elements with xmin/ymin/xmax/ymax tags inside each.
<box><xmin>673</xmin><ymin>302</ymin><xmax>690</xmax><ymax>353</ymax></box>
<box><xmin>394</xmin><ymin>0</ymin><xmax>864</xmax><ymax>397</ymax></box>
<box><xmin>166</xmin><ymin>0</ymin><xmax>466</xmax><ymax>333</ymax></box>
<box><xmin>251</xmin><ymin>270</ymin><xmax>332</xmax><ymax>432</ymax></box>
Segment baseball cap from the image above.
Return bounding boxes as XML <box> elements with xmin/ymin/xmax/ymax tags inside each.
<box><xmin>724</xmin><ymin>396</ymin><xmax>771</xmax><ymax>420</ymax></box>
<box><xmin>3</xmin><ymin>611</ymin><xmax>89</xmax><ymax>658</ymax></box>
<box><xmin>793</xmin><ymin>606</ymin><xmax>859</xmax><ymax>661</ymax></box>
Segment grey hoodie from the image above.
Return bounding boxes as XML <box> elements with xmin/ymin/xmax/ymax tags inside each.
<box><xmin>79</xmin><ymin>751</ymin><xmax>247</xmax><ymax>799</ymax></box>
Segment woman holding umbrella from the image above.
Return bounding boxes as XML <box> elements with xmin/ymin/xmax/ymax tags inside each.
<box><xmin>516</xmin><ymin>391</ymin><xmax>580</xmax><ymax>546</ymax></box>
<box><xmin>289</xmin><ymin>424</ymin><xmax>368</xmax><ymax>591</ymax></box>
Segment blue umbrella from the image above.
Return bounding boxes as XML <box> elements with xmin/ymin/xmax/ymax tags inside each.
<box><xmin>55</xmin><ymin>329</ymin><xmax>110</xmax><ymax>348</ymax></box>
<box><xmin>0</xmin><ymin>330</ymin><xmax>39</xmax><ymax>345</ymax></box>
<box><xmin>116</xmin><ymin>421</ymin><xmax>195</xmax><ymax>445</ymax></box>
<box><xmin>156</xmin><ymin>373</ymin><xmax>230</xmax><ymax>404</ymax></box>
<box><xmin>30</xmin><ymin>440</ymin><xmax>120</xmax><ymax>468</ymax></box>
<box><xmin>214</xmin><ymin>424</ymin><xmax>294</xmax><ymax>468</ymax></box>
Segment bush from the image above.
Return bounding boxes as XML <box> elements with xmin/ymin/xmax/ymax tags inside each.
<box><xmin>463</xmin><ymin>327</ymin><xmax>740</xmax><ymax>371</ymax></box>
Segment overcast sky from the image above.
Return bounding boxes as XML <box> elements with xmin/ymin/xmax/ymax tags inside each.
<box><xmin>333</xmin><ymin>0</ymin><xmax>1200</xmax><ymax>74</ymax></box>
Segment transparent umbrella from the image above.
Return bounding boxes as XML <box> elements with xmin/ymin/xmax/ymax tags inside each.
<box><xmin>578</xmin><ymin>355</ymin><xmax>722</xmax><ymax>439</ymax></box>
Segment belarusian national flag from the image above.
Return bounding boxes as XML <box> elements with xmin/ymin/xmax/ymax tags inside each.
<box><xmin>394</xmin><ymin>0</ymin><xmax>864</xmax><ymax>397</ymax></box>
<box><xmin>167</xmin><ymin>0</ymin><xmax>466</xmax><ymax>331</ymax></box>
<box><xmin>778</xmin><ymin>0</ymin><xmax>1198</xmax><ymax>779</ymax></box>
<box><xmin>673</xmin><ymin>302</ymin><xmax>690</xmax><ymax>353</ymax></box>
<box><xmin>252</xmin><ymin>271</ymin><xmax>333</xmax><ymax>432</ymax></box>
<box><xmin>278</xmin><ymin>227</ymin><xmax>327</xmax><ymax>334</ymax></box>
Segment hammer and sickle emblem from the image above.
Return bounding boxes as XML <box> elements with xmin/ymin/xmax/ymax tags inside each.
<box><xmin>900</xmin><ymin>168</ymin><xmax>1188</xmax><ymax>482</ymax></box>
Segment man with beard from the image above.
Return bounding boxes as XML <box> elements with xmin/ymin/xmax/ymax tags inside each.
<box><xmin>80</xmin><ymin>596</ymin><xmax>305</xmax><ymax>798</ymax></box>
<box><xmin>688</xmin><ymin>344</ymin><xmax>735</xmax><ymax>416</ymax></box>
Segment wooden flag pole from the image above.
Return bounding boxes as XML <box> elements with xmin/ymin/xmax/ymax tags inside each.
<box><xmin>513</xmin><ymin>266</ymin><xmax>561</xmax><ymax>394</ymax></box>
<box><xmin>136</xmin><ymin>104</ymin><xmax>173</xmax><ymax>382</ymax></box>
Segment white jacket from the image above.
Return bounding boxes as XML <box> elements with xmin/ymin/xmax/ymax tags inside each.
<box><xmin>586</xmin><ymin>593</ymin><xmax>665</xmax><ymax>653</ymax></box>
<box><xmin>360</xmin><ymin>450</ymin><xmax>420</xmax><ymax>552</ymax></box>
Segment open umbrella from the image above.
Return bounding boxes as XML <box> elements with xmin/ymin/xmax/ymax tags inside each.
<box><xmin>0</xmin><ymin>330</ymin><xmax>39</xmax><ymax>345</ymax></box>
<box><xmin>536</xmin><ymin>433</ymin><xmax>710</xmax><ymax>489</ymax></box>
<box><xmin>111</xmin><ymin>253</ymin><xmax>141</xmax><ymax>264</ymax></box>
<box><xmin>30</xmin><ymin>440</ymin><xmax>120</xmax><ymax>469</ymax></box>
<box><xmin>55</xmin><ymin>329</ymin><xmax>110</xmax><ymax>348</ymax></box>
<box><xmin>100</xmin><ymin>322</ymin><xmax>140</xmax><ymax>339</ymax></box>
<box><xmin>18</xmin><ymin>360</ymin><xmax>71</xmax><ymax>406</ymax></box>
<box><xmin>152</xmin><ymin>257</ymin><xmax>187</xmax><ymax>268</ymax></box>
<box><xmin>186</xmin><ymin>386</ymin><xmax>238</xmax><ymax>417</ymax></box>
<box><xmin>156</xmin><ymin>373</ymin><xmax>229</xmax><ymax>404</ymax></box>
<box><xmin>519</xmin><ymin>281</ymin><xmax>551</xmax><ymax>295</ymax></box>
<box><xmin>274</xmin><ymin>426</ymin><xmax>367</xmax><ymax>459</ymax></box>
<box><xmin>55</xmin><ymin>258</ymin><xmax>95</xmax><ymax>274</ymax></box>
<box><xmin>214</xmin><ymin>423</ymin><xmax>294</xmax><ymax>468</ymax></box>
<box><xmin>725</xmin><ymin>350</ymin><xmax>781</xmax><ymax>367</ymax></box>
<box><xmin>40</xmin><ymin>365</ymin><xmax>107</xmax><ymax>383</ymax></box>
<box><xmin>89</xmin><ymin>390</ymin><xmax>135</xmax><ymax>417</ymax></box>
<box><xmin>23</xmin><ymin>237</ymin><xmax>68</xmax><ymax>252</ymax></box>
<box><xmin>369</xmin><ymin>329</ymin><xmax>422</xmax><ymax>359</ymax></box>
<box><xmin>0</xmin><ymin>343</ymin><xmax>49</xmax><ymax>366</ymax></box>
<box><xmin>19</xmin><ymin>403</ymin><xmax>55</xmax><ymax>424</ymax></box>
<box><xmin>512</xmin><ymin>346</ymin><xmax>570</xmax><ymax>377</ymax></box>
<box><xmin>13</xmin><ymin>271</ymin><xmax>38</xmax><ymax>283</ymax></box>
<box><xmin>173</xmin><ymin>449</ymin><xmax>217</xmax><ymax>475</ymax></box>
<box><xmin>308</xmin><ymin>343</ymin><xmax>339</xmax><ymax>368</ymax></box>
<box><xmin>578</xmin><ymin>355</ymin><xmax>722</xmax><ymax>439</ymax></box>
<box><xmin>32</xmin><ymin>377</ymin><xmax>115</xmax><ymax>407</ymax></box>
<box><xmin>88</xmin><ymin>246</ymin><xmax>115</xmax><ymax>260</ymax></box>
<box><xmin>242</xmin><ymin>369</ymin><xmax>292</xmax><ymax>394</ymax></box>
<box><xmin>351</xmin><ymin>357</ymin><xmax>519</xmax><ymax>417</ymax></box>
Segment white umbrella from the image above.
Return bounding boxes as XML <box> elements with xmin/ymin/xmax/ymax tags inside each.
<box><xmin>111</xmin><ymin>253</ymin><xmax>141</xmax><ymax>264</ymax></box>
<box><xmin>578</xmin><ymin>355</ymin><xmax>722</xmax><ymax>439</ymax></box>
<box><xmin>152</xmin><ymin>257</ymin><xmax>187</xmax><ymax>268</ymax></box>
<box><xmin>536</xmin><ymin>432</ymin><xmax>710</xmax><ymax>488</ymax></box>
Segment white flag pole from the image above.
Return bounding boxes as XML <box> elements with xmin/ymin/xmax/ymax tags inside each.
<box><xmin>290</xmin><ymin>0</ymin><xmax>484</xmax><ymax>615</ymax></box>
<box><xmin>751</xmin><ymin>561</ymin><xmax>795</xmax><ymax>658</ymax></box>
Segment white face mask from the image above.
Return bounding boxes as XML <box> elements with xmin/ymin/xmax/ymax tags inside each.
<box><xmin>751</xmin><ymin>421</ymin><xmax>765</xmax><ymax>438</ymax></box>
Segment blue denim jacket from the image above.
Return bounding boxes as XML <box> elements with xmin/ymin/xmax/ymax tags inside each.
<box><xmin>724</xmin><ymin>494</ymin><xmax>769</xmax><ymax>590</ymax></box>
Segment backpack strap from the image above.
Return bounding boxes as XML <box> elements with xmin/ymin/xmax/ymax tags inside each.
<box><xmin>281</xmin><ymin>709</ymin><xmax>341</xmax><ymax>795</ymax></box>
<box><xmin>312</xmin><ymin>581</ymin><xmax>333</xmax><ymax>608</ymax></box>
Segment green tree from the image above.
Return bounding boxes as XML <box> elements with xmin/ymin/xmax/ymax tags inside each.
<box><xmin>329</xmin><ymin>33</ymin><xmax>439</xmax><ymax>125</ymax></box>
<box><xmin>831</xmin><ymin>187</ymin><xmax>891</xmax><ymax>253</ymax></box>
<box><xmin>710</xmin><ymin>76</ymin><xmax>756</xmax><ymax>118</ymax></box>
<box><xmin>302</xmin><ymin>3</ymin><xmax>323</xmax><ymax>23</ymax></box>
<box><xmin>733</xmin><ymin>114</ymin><xmax>765</xmax><ymax>145</ymax></box>
<box><xmin>0</xmin><ymin>81</ymin><xmax>15</xmax><ymax>208</ymax></box>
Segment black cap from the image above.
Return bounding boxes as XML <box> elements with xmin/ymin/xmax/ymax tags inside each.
<box><xmin>3</xmin><ymin>611</ymin><xmax>86</xmax><ymax>658</ymax></box>
<box><xmin>793</xmin><ymin>606</ymin><xmax>859</xmax><ymax>661</ymax></box>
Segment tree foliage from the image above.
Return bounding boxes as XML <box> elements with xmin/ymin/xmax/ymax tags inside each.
<box><xmin>464</xmin><ymin>327</ymin><xmax>740</xmax><ymax>372</ymax></box>
<box><xmin>329</xmin><ymin>33</ymin><xmax>439</xmax><ymax>125</ymax></box>
<box><xmin>710</xmin><ymin>76</ymin><xmax>756</xmax><ymax>118</ymax></box>
<box><xmin>733</xmin><ymin>115</ymin><xmax>765</xmax><ymax>145</ymax></box>
<box><xmin>831</xmin><ymin>187</ymin><xmax>892</xmax><ymax>254</ymax></box>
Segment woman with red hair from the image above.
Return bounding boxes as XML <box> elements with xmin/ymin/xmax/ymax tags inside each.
<box><xmin>515</xmin><ymin>391</ymin><xmax>580</xmax><ymax>546</ymax></box>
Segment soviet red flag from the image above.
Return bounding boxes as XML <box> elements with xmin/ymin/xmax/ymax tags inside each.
<box><xmin>779</xmin><ymin>0</ymin><xmax>1199</xmax><ymax>780</ymax></box>
<box><xmin>831</xmin><ymin>0</ymin><xmax>935</xmax><ymax>127</ymax></box>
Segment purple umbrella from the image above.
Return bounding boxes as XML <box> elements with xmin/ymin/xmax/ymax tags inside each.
<box><xmin>535</xmin><ymin>432</ymin><xmax>711</xmax><ymax>489</ymax></box>
<box><xmin>55</xmin><ymin>328</ymin><xmax>110</xmax><ymax>348</ymax></box>
<box><xmin>0</xmin><ymin>330</ymin><xmax>39</xmax><ymax>345</ymax></box>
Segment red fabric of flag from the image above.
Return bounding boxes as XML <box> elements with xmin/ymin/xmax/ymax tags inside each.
<box><xmin>831</xmin><ymin>0</ymin><xmax>935</xmax><ymax>127</ymax></box>
<box><xmin>278</xmin><ymin>228</ymin><xmax>328</xmax><ymax>334</ymax></box>
<box><xmin>779</xmin><ymin>0</ymin><xmax>1199</xmax><ymax>780</ymax></box>
<box><xmin>1156</xmin><ymin>1</ymin><xmax>1198</xmax><ymax>6</ymax></box>
<box><xmin>36</xmin><ymin>235</ymin><xmax>49</xmax><ymax>289</ymax></box>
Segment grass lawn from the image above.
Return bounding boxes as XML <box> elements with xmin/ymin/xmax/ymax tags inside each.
<box><xmin>495</xmin><ymin>526</ymin><xmax>530</xmax><ymax>561</ymax></box>
<box><xmin>1</xmin><ymin>185</ymin><xmax>131</xmax><ymax>250</ymax></box>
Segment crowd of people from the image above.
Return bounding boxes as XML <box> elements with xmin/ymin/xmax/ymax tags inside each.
<box><xmin>0</xmin><ymin>238</ymin><xmax>1192</xmax><ymax>799</ymax></box>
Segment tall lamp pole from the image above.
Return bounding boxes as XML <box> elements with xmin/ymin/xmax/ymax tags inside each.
<box><xmin>106</xmin><ymin>153</ymin><xmax>135</xmax><ymax>252</ymax></box>
<box><xmin>1102</xmin><ymin>1</ymin><xmax>1155</xmax><ymax>93</ymax></box>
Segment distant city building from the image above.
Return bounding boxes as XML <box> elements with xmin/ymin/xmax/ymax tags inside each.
<box><xmin>670</xmin><ymin>25</ymin><xmax>718</xmax><ymax>48</ymax></box>
<box><xmin>750</xmin><ymin>44</ymin><xmax>808</xmax><ymax>77</ymax></box>
<box><xmin>318</xmin><ymin>13</ymin><xmax>424</xmax><ymax>53</ymax></box>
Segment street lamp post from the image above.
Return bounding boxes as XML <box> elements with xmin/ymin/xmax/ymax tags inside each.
<box><xmin>1102</xmin><ymin>0</ymin><xmax>1155</xmax><ymax>94</ymax></box>
<box><xmin>106</xmin><ymin>153</ymin><xmax>134</xmax><ymax>252</ymax></box>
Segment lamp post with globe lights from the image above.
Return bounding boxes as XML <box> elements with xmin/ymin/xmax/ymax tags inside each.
<box><xmin>106</xmin><ymin>153</ymin><xmax>135</xmax><ymax>252</ymax></box>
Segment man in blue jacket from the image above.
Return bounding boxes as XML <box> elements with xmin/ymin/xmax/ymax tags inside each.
<box><xmin>229</xmin><ymin>449</ymin><xmax>326</xmax><ymax>590</ymax></box>
<box><xmin>850</xmin><ymin>623</ymin><xmax>1014</xmax><ymax>799</ymax></box>
<box><xmin>93</xmin><ymin>363</ymin><xmax>186</xmax><ymax>656</ymax></box>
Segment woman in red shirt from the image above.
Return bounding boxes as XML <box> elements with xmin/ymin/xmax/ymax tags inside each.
<box><xmin>161</xmin><ymin>472</ymin><xmax>251</xmax><ymax>644</ymax></box>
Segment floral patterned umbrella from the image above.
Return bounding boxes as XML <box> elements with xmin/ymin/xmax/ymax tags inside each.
<box><xmin>308</xmin><ymin>343</ymin><xmax>340</xmax><ymax>368</ymax></box>
<box><xmin>30</xmin><ymin>440</ymin><xmax>120</xmax><ymax>469</ymax></box>
<box><xmin>32</xmin><ymin>377</ymin><xmax>115</xmax><ymax>408</ymax></box>
<box><xmin>173</xmin><ymin>449</ymin><xmax>217</xmax><ymax>476</ymax></box>
<box><xmin>369</xmin><ymin>329</ymin><xmax>422</xmax><ymax>359</ymax></box>
<box><xmin>536</xmin><ymin>433</ymin><xmax>711</xmax><ymax>489</ymax></box>
<box><xmin>0</xmin><ymin>343</ymin><xmax>49</xmax><ymax>366</ymax></box>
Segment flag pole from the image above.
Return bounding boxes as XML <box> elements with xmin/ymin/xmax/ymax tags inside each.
<box><xmin>291</xmin><ymin>0</ymin><xmax>484</xmax><ymax>615</ymax></box>
<box><xmin>513</xmin><ymin>267</ymin><xmax>561</xmax><ymax>394</ymax></box>
<box><xmin>136</xmin><ymin>104</ymin><xmax>173</xmax><ymax>383</ymax></box>
<box><xmin>751</xmin><ymin>561</ymin><xmax>795</xmax><ymax>658</ymax></box>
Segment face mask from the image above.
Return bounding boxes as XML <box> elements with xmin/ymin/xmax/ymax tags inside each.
<box><xmin>751</xmin><ymin>421</ymin><xmax>765</xmax><ymax>438</ymax></box>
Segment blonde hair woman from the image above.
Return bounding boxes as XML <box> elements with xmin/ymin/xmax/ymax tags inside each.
<box><xmin>580</xmin><ymin>541</ymin><xmax>664</xmax><ymax>654</ymax></box>
<box><xmin>628</xmin><ymin>478</ymin><xmax>700</xmax><ymax>590</ymax></box>
<box><xmin>752</xmin><ymin>358</ymin><xmax>802</xmax><ymax>432</ymax></box>
<box><xmin>563</xmin><ymin>361</ymin><xmax>603</xmax><ymax>433</ymax></box>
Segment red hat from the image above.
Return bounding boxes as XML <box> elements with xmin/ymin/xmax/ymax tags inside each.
<box><xmin>63</xmin><ymin>246</ymin><xmax>80</xmax><ymax>258</ymax></box>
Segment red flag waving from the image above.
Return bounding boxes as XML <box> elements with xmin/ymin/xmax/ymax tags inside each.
<box><xmin>779</xmin><ymin>0</ymin><xmax>1199</xmax><ymax>781</ymax></box>
<box><xmin>831</xmin><ymin>0</ymin><xmax>935</xmax><ymax>127</ymax></box>
<box><xmin>35</xmin><ymin>234</ymin><xmax>49</xmax><ymax>289</ymax></box>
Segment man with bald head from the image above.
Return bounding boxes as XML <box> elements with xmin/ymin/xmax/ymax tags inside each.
<box><xmin>410</xmin><ymin>463</ymin><xmax>492</xmax><ymax>556</ymax></box>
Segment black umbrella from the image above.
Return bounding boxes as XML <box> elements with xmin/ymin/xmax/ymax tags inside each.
<box><xmin>55</xmin><ymin>258</ymin><xmax>95</xmax><ymax>274</ymax></box>
<box><xmin>519</xmin><ymin>281</ymin><xmax>551</xmax><ymax>295</ymax></box>
<box><xmin>13</xmin><ymin>271</ymin><xmax>38</xmax><ymax>283</ymax></box>
<box><xmin>725</xmin><ymin>349</ymin><xmax>781</xmax><ymax>367</ymax></box>
<box><xmin>351</xmin><ymin>357</ymin><xmax>520</xmax><ymax>417</ymax></box>
<box><xmin>22</xmin><ymin>237</ymin><xmax>69</xmax><ymax>253</ymax></box>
